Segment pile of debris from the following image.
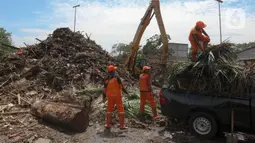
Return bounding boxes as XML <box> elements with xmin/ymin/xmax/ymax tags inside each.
<box><xmin>145</xmin><ymin>52</ymin><xmax>173</xmax><ymax>87</ymax></box>
<box><xmin>0</xmin><ymin>28</ymin><xmax>135</xmax><ymax>104</ymax></box>
<box><xmin>0</xmin><ymin>28</ymin><xmax>137</xmax><ymax>136</ymax></box>
<box><xmin>168</xmin><ymin>43</ymin><xmax>255</xmax><ymax>97</ymax></box>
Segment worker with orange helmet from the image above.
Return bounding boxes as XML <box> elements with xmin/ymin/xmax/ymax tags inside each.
<box><xmin>104</xmin><ymin>65</ymin><xmax>130</xmax><ymax>129</ymax></box>
<box><xmin>139</xmin><ymin>66</ymin><xmax>159</xmax><ymax>119</ymax></box>
<box><xmin>189</xmin><ymin>21</ymin><xmax>210</xmax><ymax>61</ymax></box>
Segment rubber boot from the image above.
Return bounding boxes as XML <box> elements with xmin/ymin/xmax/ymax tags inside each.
<box><xmin>140</xmin><ymin>102</ymin><xmax>145</xmax><ymax>114</ymax></box>
<box><xmin>152</xmin><ymin>106</ymin><xmax>159</xmax><ymax>119</ymax></box>
<box><xmin>104</xmin><ymin>113</ymin><xmax>112</xmax><ymax>128</ymax></box>
<box><xmin>119</xmin><ymin>113</ymin><xmax>128</xmax><ymax>129</ymax></box>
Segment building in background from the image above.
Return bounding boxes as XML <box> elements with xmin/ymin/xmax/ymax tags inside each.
<box><xmin>167</xmin><ymin>42</ymin><xmax>189</xmax><ymax>61</ymax></box>
<box><xmin>237</xmin><ymin>46</ymin><xmax>255</xmax><ymax>67</ymax></box>
<box><xmin>237</xmin><ymin>46</ymin><xmax>255</xmax><ymax>61</ymax></box>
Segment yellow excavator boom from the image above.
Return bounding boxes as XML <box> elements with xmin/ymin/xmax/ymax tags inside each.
<box><xmin>125</xmin><ymin>0</ymin><xmax>169</xmax><ymax>73</ymax></box>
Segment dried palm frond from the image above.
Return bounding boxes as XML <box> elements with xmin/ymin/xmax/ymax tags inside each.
<box><xmin>168</xmin><ymin>43</ymin><xmax>255</xmax><ymax>98</ymax></box>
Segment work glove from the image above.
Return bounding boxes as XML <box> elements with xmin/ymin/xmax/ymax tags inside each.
<box><xmin>205</xmin><ymin>36</ymin><xmax>210</xmax><ymax>42</ymax></box>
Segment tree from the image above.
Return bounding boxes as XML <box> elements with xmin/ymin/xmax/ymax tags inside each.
<box><xmin>111</xmin><ymin>42</ymin><xmax>144</xmax><ymax>64</ymax></box>
<box><xmin>111</xmin><ymin>43</ymin><xmax>131</xmax><ymax>64</ymax></box>
<box><xmin>235</xmin><ymin>41</ymin><xmax>255</xmax><ymax>52</ymax></box>
<box><xmin>142</xmin><ymin>34</ymin><xmax>171</xmax><ymax>55</ymax></box>
<box><xmin>0</xmin><ymin>28</ymin><xmax>15</xmax><ymax>57</ymax></box>
<box><xmin>111</xmin><ymin>43</ymin><xmax>130</xmax><ymax>56</ymax></box>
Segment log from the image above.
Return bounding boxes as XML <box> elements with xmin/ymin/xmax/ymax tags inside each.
<box><xmin>31</xmin><ymin>100</ymin><xmax>90</xmax><ymax>132</ymax></box>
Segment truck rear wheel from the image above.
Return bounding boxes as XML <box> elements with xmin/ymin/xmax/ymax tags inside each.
<box><xmin>188</xmin><ymin>112</ymin><xmax>218</xmax><ymax>139</ymax></box>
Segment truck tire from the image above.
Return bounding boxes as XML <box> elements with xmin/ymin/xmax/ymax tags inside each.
<box><xmin>188</xmin><ymin>112</ymin><xmax>218</xmax><ymax>139</ymax></box>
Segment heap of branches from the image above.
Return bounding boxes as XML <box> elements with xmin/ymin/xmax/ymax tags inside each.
<box><xmin>168</xmin><ymin>43</ymin><xmax>255</xmax><ymax>98</ymax></box>
<box><xmin>0</xmin><ymin>28</ymin><xmax>135</xmax><ymax>104</ymax></box>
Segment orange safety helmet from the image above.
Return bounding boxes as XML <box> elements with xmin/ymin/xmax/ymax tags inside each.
<box><xmin>142</xmin><ymin>66</ymin><xmax>150</xmax><ymax>71</ymax></box>
<box><xmin>196</xmin><ymin>21</ymin><xmax>207</xmax><ymax>29</ymax></box>
<box><xmin>108</xmin><ymin>65</ymin><xmax>117</xmax><ymax>72</ymax></box>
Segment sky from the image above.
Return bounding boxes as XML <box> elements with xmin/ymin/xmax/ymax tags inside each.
<box><xmin>1</xmin><ymin>0</ymin><xmax>255</xmax><ymax>52</ymax></box>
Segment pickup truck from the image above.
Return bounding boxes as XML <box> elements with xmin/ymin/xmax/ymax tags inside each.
<box><xmin>159</xmin><ymin>86</ymin><xmax>255</xmax><ymax>139</ymax></box>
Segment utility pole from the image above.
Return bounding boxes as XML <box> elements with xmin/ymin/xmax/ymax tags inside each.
<box><xmin>215</xmin><ymin>0</ymin><xmax>223</xmax><ymax>43</ymax></box>
<box><xmin>73</xmin><ymin>4</ymin><xmax>80</xmax><ymax>32</ymax></box>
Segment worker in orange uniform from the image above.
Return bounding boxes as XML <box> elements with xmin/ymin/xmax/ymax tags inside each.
<box><xmin>189</xmin><ymin>21</ymin><xmax>210</xmax><ymax>61</ymax></box>
<box><xmin>104</xmin><ymin>65</ymin><xmax>130</xmax><ymax>129</ymax></box>
<box><xmin>139</xmin><ymin>66</ymin><xmax>159</xmax><ymax>119</ymax></box>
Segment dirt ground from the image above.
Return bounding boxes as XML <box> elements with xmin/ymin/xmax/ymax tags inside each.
<box><xmin>0</xmin><ymin>86</ymin><xmax>227</xmax><ymax>143</ymax></box>
<box><xmin>0</xmin><ymin>115</ymin><xmax>226</xmax><ymax>143</ymax></box>
<box><xmin>0</xmin><ymin>103</ymin><xmax>226</xmax><ymax>143</ymax></box>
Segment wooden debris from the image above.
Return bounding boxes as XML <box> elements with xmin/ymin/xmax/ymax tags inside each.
<box><xmin>0</xmin><ymin>111</ymin><xmax>30</xmax><ymax>115</ymax></box>
<box><xmin>31</xmin><ymin>100</ymin><xmax>90</xmax><ymax>132</ymax></box>
<box><xmin>0</xmin><ymin>27</ymin><xmax>135</xmax><ymax>138</ymax></box>
<box><xmin>0</xmin><ymin>78</ymin><xmax>10</xmax><ymax>88</ymax></box>
<box><xmin>10</xmin><ymin>92</ymin><xmax>31</xmax><ymax>105</ymax></box>
<box><xmin>21</xmin><ymin>65</ymin><xmax>41</xmax><ymax>79</ymax></box>
<box><xmin>45</xmin><ymin>101</ymin><xmax>84</xmax><ymax>109</ymax></box>
<box><xmin>17</xmin><ymin>94</ymin><xmax>21</xmax><ymax>105</ymax></box>
<box><xmin>0</xmin><ymin>103</ymin><xmax>14</xmax><ymax>112</ymax></box>
<box><xmin>0</xmin><ymin>120</ymin><xmax>20</xmax><ymax>124</ymax></box>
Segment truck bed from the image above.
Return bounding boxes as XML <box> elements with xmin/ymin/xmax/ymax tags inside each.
<box><xmin>160</xmin><ymin>88</ymin><xmax>252</xmax><ymax>129</ymax></box>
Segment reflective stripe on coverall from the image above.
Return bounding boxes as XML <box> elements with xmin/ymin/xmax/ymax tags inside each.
<box><xmin>139</xmin><ymin>73</ymin><xmax>156</xmax><ymax>113</ymax></box>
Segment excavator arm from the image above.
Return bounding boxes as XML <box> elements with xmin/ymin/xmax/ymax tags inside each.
<box><xmin>125</xmin><ymin>0</ymin><xmax>169</xmax><ymax>73</ymax></box>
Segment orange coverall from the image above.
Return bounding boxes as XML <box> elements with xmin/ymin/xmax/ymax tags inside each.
<box><xmin>189</xmin><ymin>27</ymin><xmax>210</xmax><ymax>61</ymax></box>
<box><xmin>104</xmin><ymin>75</ymin><xmax>127</xmax><ymax>128</ymax></box>
<box><xmin>105</xmin><ymin>77</ymin><xmax>124</xmax><ymax>113</ymax></box>
<box><xmin>139</xmin><ymin>73</ymin><xmax>158</xmax><ymax>118</ymax></box>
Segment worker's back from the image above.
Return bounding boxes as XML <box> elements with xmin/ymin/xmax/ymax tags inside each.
<box><xmin>139</xmin><ymin>73</ymin><xmax>150</xmax><ymax>92</ymax></box>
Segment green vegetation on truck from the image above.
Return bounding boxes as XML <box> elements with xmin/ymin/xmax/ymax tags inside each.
<box><xmin>167</xmin><ymin>43</ymin><xmax>255</xmax><ymax>98</ymax></box>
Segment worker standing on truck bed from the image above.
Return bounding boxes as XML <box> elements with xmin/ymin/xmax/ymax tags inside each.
<box><xmin>104</xmin><ymin>65</ymin><xmax>129</xmax><ymax>129</ymax></box>
<box><xmin>139</xmin><ymin>66</ymin><xmax>159</xmax><ymax>119</ymax></box>
<box><xmin>189</xmin><ymin>21</ymin><xmax>210</xmax><ymax>61</ymax></box>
